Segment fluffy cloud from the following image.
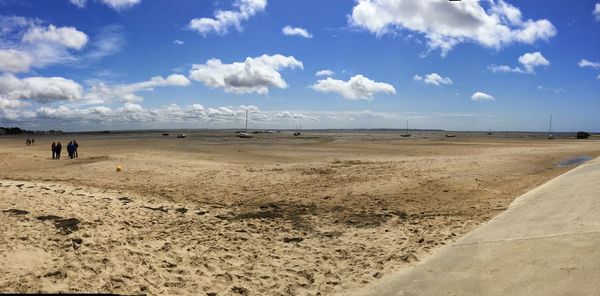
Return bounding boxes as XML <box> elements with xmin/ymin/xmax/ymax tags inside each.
<box><xmin>0</xmin><ymin>16</ymin><xmax>89</xmax><ymax>72</ymax></box>
<box><xmin>86</xmin><ymin>74</ymin><xmax>191</xmax><ymax>103</ymax></box>
<box><xmin>173</xmin><ymin>40</ymin><xmax>184</xmax><ymax>45</ymax></box>
<box><xmin>0</xmin><ymin>49</ymin><xmax>33</xmax><ymax>73</ymax></box>
<box><xmin>489</xmin><ymin>51</ymin><xmax>549</xmax><ymax>74</ymax></box>
<box><xmin>22</xmin><ymin>24</ymin><xmax>88</xmax><ymax>50</ymax></box>
<box><xmin>518</xmin><ymin>52</ymin><xmax>549</xmax><ymax>73</ymax></box>
<box><xmin>594</xmin><ymin>3</ymin><xmax>600</xmax><ymax>21</ymax></box>
<box><xmin>0</xmin><ymin>72</ymin><xmax>190</xmax><ymax>112</ymax></box>
<box><xmin>471</xmin><ymin>91</ymin><xmax>495</xmax><ymax>101</ymax></box>
<box><xmin>282</xmin><ymin>26</ymin><xmax>313</xmax><ymax>38</ymax></box>
<box><xmin>349</xmin><ymin>0</ymin><xmax>556</xmax><ymax>56</ymax></box>
<box><xmin>579</xmin><ymin>59</ymin><xmax>600</xmax><ymax>70</ymax></box>
<box><xmin>414</xmin><ymin>73</ymin><xmax>453</xmax><ymax>86</ymax></box>
<box><xmin>188</xmin><ymin>54</ymin><xmax>303</xmax><ymax>95</ymax></box>
<box><xmin>68</xmin><ymin>0</ymin><xmax>142</xmax><ymax>10</ymax></box>
<box><xmin>311</xmin><ymin>74</ymin><xmax>396</xmax><ymax>100</ymax></box>
<box><xmin>0</xmin><ymin>74</ymin><xmax>84</xmax><ymax>104</ymax></box>
<box><xmin>188</xmin><ymin>0</ymin><xmax>267</xmax><ymax>35</ymax></box>
<box><xmin>315</xmin><ymin>69</ymin><xmax>334</xmax><ymax>77</ymax></box>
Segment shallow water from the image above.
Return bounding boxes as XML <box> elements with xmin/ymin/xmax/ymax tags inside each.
<box><xmin>557</xmin><ymin>156</ymin><xmax>593</xmax><ymax>168</ymax></box>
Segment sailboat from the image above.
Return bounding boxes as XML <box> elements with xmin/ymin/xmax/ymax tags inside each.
<box><xmin>547</xmin><ymin>114</ymin><xmax>554</xmax><ymax>139</ymax></box>
<box><xmin>237</xmin><ymin>110</ymin><xmax>254</xmax><ymax>138</ymax></box>
<box><xmin>401</xmin><ymin>120</ymin><xmax>411</xmax><ymax>137</ymax></box>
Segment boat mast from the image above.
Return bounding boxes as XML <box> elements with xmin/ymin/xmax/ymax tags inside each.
<box><xmin>245</xmin><ymin>110</ymin><xmax>248</xmax><ymax>131</ymax></box>
<box><xmin>549</xmin><ymin>114</ymin><xmax>552</xmax><ymax>134</ymax></box>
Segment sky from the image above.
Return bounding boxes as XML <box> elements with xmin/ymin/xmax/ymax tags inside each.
<box><xmin>0</xmin><ymin>0</ymin><xmax>599</xmax><ymax>132</ymax></box>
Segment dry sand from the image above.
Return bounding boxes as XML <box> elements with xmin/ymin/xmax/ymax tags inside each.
<box><xmin>1</xmin><ymin>131</ymin><xmax>600</xmax><ymax>295</ymax></box>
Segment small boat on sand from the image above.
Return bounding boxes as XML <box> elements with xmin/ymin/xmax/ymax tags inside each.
<box><xmin>237</xmin><ymin>132</ymin><xmax>253</xmax><ymax>138</ymax></box>
<box><xmin>401</xmin><ymin>120</ymin><xmax>411</xmax><ymax>137</ymax></box>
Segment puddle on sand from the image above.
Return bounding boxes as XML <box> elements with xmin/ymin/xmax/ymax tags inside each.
<box><xmin>557</xmin><ymin>156</ymin><xmax>593</xmax><ymax>168</ymax></box>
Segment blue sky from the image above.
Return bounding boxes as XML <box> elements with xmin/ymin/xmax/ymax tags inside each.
<box><xmin>0</xmin><ymin>0</ymin><xmax>599</xmax><ymax>131</ymax></box>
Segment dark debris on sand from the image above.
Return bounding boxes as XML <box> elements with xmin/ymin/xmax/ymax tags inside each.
<box><xmin>142</xmin><ymin>205</ymin><xmax>168</xmax><ymax>213</ymax></box>
<box><xmin>36</xmin><ymin>215</ymin><xmax>81</xmax><ymax>234</ymax></box>
<box><xmin>3</xmin><ymin>209</ymin><xmax>29</xmax><ymax>215</ymax></box>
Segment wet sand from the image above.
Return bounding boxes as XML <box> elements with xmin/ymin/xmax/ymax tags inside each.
<box><xmin>1</xmin><ymin>131</ymin><xmax>600</xmax><ymax>295</ymax></box>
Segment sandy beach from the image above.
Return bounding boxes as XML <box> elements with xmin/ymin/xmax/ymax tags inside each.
<box><xmin>2</xmin><ymin>131</ymin><xmax>600</xmax><ymax>295</ymax></box>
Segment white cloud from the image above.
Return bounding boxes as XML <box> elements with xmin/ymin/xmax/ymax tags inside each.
<box><xmin>414</xmin><ymin>73</ymin><xmax>453</xmax><ymax>86</ymax></box>
<box><xmin>518</xmin><ymin>51</ymin><xmax>549</xmax><ymax>73</ymax></box>
<box><xmin>101</xmin><ymin>0</ymin><xmax>142</xmax><ymax>10</ymax></box>
<box><xmin>594</xmin><ymin>3</ymin><xmax>600</xmax><ymax>21</ymax></box>
<box><xmin>0</xmin><ymin>72</ymin><xmax>189</xmax><ymax>109</ymax></box>
<box><xmin>489</xmin><ymin>51</ymin><xmax>549</xmax><ymax>74</ymax></box>
<box><xmin>597</xmin><ymin>74</ymin><xmax>600</xmax><ymax>80</ymax></box>
<box><xmin>315</xmin><ymin>69</ymin><xmax>334</xmax><ymax>77</ymax></box>
<box><xmin>0</xmin><ymin>73</ymin><xmax>84</xmax><ymax>104</ymax></box>
<box><xmin>537</xmin><ymin>86</ymin><xmax>566</xmax><ymax>94</ymax></box>
<box><xmin>69</xmin><ymin>0</ymin><xmax>87</xmax><ymax>8</ymax></box>
<box><xmin>85</xmin><ymin>74</ymin><xmax>190</xmax><ymax>103</ymax></box>
<box><xmin>188</xmin><ymin>54</ymin><xmax>303</xmax><ymax>95</ymax></box>
<box><xmin>471</xmin><ymin>91</ymin><xmax>495</xmax><ymax>101</ymax></box>
<box><xmin>488</xmin><ymin>64</ymin><xmax>522</xmax><ymax>73</ymax></box>
<box><xmin>311</xmin><ymin>74</ymin><xmax>396</xmax><ymax>100</ymax></box>
<box><xmin>22</xmin><ymin>24</ymin><xmax>88</xmax><ymax>50</ymax></box>
<box><xmin>349</xmin><ymin>0</ymin><xmax>556</xmax><ymax>56</ymax></box>
<box><xmin>0</xmin><ymin>49</ymin><xmax>33</xmax><ymax>73</ymax></box>
<box><xmin>282</xmin><ymin>26</ymin><xmax>313</xmax><ymax>38</ymax></box>
<box><xmin>173</xmin><ymin>40</ymin><xmax>184</xmax><ymax>45</ymax></box>
<box><xmin>0</xmin><ymin>16</ymin><xmax>89</xmax><ymax>71</ymax></box>
<box><xmin>578</xmin><ymin>59</ymin><xmax>600</xmax><ymax>70</ymax></box>
<box><xmin>188</xmin><ymin>0</ymin><xmax>267</xmax><ymax>35</ymax></box>
<box><xmin>67</xmin><ymin>0</ymin><xmax>141</xmax><ymax>10</ymax></box>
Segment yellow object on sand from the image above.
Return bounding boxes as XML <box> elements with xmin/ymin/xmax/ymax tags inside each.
<box><xmin>116</xmin><ymin>166</ymin><xmax>122</xmax><ymax>172</ymax></box>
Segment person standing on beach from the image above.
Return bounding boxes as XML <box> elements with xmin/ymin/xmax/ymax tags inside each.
<box><xmin>51</xmin><ymin>142</ymin><xmax>56</xmax><ymax>159</ymax></box>
<box><xmin>55</xmin><ymin>142</ymin><xmax>62</xmax><ymax>159</ymax></box>
<box><xmin>73</xmin><ymin>140</ymin><xmax>79</xmax><ymax>158</ymax></box>
<box><xmin>67</xmin><ymin>141</ymin><xmax>73</xmax><ymax>158</ymax></box>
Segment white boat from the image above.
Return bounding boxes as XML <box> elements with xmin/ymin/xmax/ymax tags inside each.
<box><xmin>237</xmin><ymin>132</ymin><xmax>254</xmax><ymax>138</ymax></box>
<box><xmin>547</xmin><ymin>114</ymin><xmax>554</xmax><ymax>139</ymax></box>
<box><xmin>236</xmin><ymin>110</ymin><xmax>254</xmax><ymax>138</ymax></box>
<box><xmin>401</xmin><ymin>120</ymin><xmax>411</xmax><ymax>137</ymax></box>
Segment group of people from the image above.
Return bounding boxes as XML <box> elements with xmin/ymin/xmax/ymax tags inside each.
<box><xmin>51</xmin><ymin>140</ymin><xmax>79</xmax><ymax>159</ymax></box>
<box><xmin>25</xmin><ymin>139</ymin><xmax>35</xmax><ymax>146</ymax></box>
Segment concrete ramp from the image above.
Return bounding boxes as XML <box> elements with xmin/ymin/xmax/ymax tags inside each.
<box><xmin>358</xmin><ymin>158</ymin><xmax>600</xmax><ymax>296</ymax></box>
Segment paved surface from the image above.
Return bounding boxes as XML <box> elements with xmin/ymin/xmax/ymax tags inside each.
<box><xmin>357</xmin><ymin>157</ymin><xmax>600</xmax><ymax>296</ymax></box>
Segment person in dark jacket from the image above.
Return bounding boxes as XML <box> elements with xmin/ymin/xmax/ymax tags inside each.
<box><xmin>73</xmin><ymin>140</ymin><xmax>79</xmax><ymax>158</ymax></box>
<box><xmin>55</xmin><ymin>142</ymin><xmax>62</xmax><ymax>159</ymax></box>
<box><xmin>67</xmin><ymin>141</ymin><xmax>74</xmax><ymax>159</ymax></box>
<box><xmin>51</xmin><ymin>142</ymin><xmax>56</xmax><ymax>159</ymax></box>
